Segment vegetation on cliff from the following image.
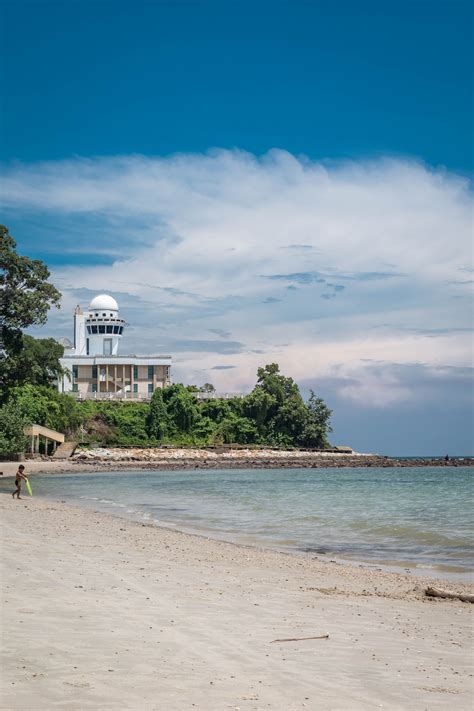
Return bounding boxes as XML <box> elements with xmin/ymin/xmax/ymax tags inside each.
<box><xmin>2</xmin><ymin>364</ymin><xmax>332</xmax><ymax>451</ymax></box>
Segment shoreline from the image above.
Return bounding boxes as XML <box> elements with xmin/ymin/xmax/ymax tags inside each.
<box><xmin>1</xmin><ymin>494</ymin><xmax>473</xmax><ymax>709</ymax></box>
<box><xmin>1</xmin><ymin>457</ymin><xmax>472</xmax><ymax>584</ymax></box>
<box><xmin>1</xmin><ymin>448</ymin><xmax>473</xmax><ymax>479</ymax></box>
<box><xmin>2</xmin><ymin>491</ymin><xmax>473</xmax><ymax>597</ymax></box>
<box><xmin>2</xmin><ymin>473</ymin><xmax>472</xmax><ymax>584</ymax></box>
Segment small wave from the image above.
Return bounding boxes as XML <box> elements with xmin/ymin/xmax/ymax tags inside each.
<box><xmin>350</xmin><ymin>522</ymin><xmax>469</xmax><ymax>548</ymax></box>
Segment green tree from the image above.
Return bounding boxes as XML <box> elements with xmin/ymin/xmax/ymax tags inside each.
<box><xmin>165</xmin><ymin>384</ymin><xmax>199</xmax><ymax>433</ymax></box>
<box><xmin>200</xmin><ymin>398</ymin><xmax>232</xmax><ymax>423</ymax></box>
<box><xmin>104</xmin><ymin>403</ymin><xmax>149</xmax><ymax>444</ymax></box>
<box><xmin>200</xmin><ymin>382</ymin><xmax>216</xmax><ymax>393</ymax></box>
<box><xmin>243</xmin><ymin>363</ymin><xmax>307</xmax><ymax>444</ymax></box>
<box><xmin>256</xmin><ymin>363</ymin><xmax>302</xmax><ymax>408</ymax></box>
<box><xmin>242</xmin><ymin>387</ymin><xmax>275</xmax><ymax>435</ymax></box>
<box><xmin>0</xmin><ymin>399</ymin><xmax>28</xmax><ymax>454</ymax></box>
<box><xmin>268</xmin><ymin>392</ymin><xmax>307</xmax><ymax>445</ymax></box>
<box><xmin>192</xmin><ymin>415</ymin><xmax>217</xmax><ymax>443</ymax></box>
<box><xmin>213</xmin><ymin>412</ymin><xmax>258</xmax><ymax>444</ymax></box>
<box><xmin>145</xmin><ymin>388</ymin><xmax>169</xmax><ymax>441</ymax></box>
<box><xmin>1</xmin><ymin>226</ymin><xmax>62</xmax><ymax>390</ymax></box>
<box><xmin>9</xmin><ymin>384</ymin><xmax>81</xmax><ymax>435</ymax></box>
<box><xmin>298</xmin><ymin>390</ymin><xmax>333</xmax><ymax>448</ymax></box>
<box><xmin>2</xmin><ymin>335</ymin><xmax>64</xmax><ymax>391</ymax></box>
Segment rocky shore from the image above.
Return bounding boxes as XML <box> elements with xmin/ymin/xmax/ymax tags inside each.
<box><xmin>2</xmin><ymin>448</ymin><xmax>470</xmax><ymax>478</ymax></box>
<box><xmin>70</xmin><ymin>446</ymin><xmax>474</xmax><ymax>469</ymax></box>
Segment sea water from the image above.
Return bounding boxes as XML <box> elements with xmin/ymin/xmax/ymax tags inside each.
<box><xmin>21</xmin><ymin>466</ymin><xmax>474</xmax><ymax>578</ymax></box>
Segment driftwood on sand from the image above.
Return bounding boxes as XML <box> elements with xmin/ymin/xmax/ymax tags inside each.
<box><xmin>425</xmin><ymin>587</ymin><xmax>474</xmax><ymax>603</ymax></box>
<box><xmin>271</xmin><ymin>634</ymin><xmax>329</xmax><ymax>643</ymax></box>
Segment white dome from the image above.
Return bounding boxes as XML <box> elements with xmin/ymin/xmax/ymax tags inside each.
<box><xmin>89</xmin><ymin>294</ymin><xmax>119</xmax><ymax>312</ymax></box>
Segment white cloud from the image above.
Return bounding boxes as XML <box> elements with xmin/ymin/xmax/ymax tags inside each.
<box><xmin>2</xmin><ymin>149</ymin><xmax>472</xmax><ymax>405</ymax></box>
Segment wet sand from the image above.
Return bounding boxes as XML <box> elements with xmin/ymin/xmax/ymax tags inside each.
<box><xmin>1</xmin><ymin>494</ymin><xmax>472</xmax><ymax>710</ymax></box>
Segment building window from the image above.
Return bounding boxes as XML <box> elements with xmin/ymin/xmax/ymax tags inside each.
<box><xmin>72</xmin><ymin>383</ymin><xmax>78</xmax><ymax>392</ymax></box>
<box><xmin>133</xmin><ymin>383</ymin><xmax>138</xmax><ymax>393</ymax></box>
<box><xmin>103</xmin><ymin>339</ymin><xmax>113</xmax><ymax>356</ymax></box>
<box><xmin>91</xmin><ymin>325</ymin><xmax>98</xmax><ymax>334</ymax></box>
<box><xmin>148</xmin><ymin>383</ymin><xmax>153</xmax><ymax>394</ymax></box>
<box><xmin>72</xmin><ymin>365</ymin><xmax>78</xmax><ymax>379</ymax></box>
<box><xmin>86</xmin><ymin>326</ymin><xmax>91</xmax><ymax>334</ymax></box>
<box><xmin>92</xmin><ymin>365</ymin><xmax>97</xmax><ymax>379</ymax></box>
<box><xmin>106</xmin><ymin>325</ymin><xmax>113</xmax><ymax>334</ymax></box>
<box><xmin>102</xmin><ymin>312</ymin><xmax>106</xmax><ymax>316</ymax></box>
<box><xmin>133</xmin><ymin>365</ymin><xmax>138</xmax><ymax>379</ymax></box>
<box><xmin>86</xmin><ymin>338</ymin><xmax>89</xmax><ymax>355</ymax></box>
<box><xmin>119</xmin><ymin>327</ymin><xmax>123</xmax><ymax>335</ymax></box>
<box><xmin>98</xmin><ymin>325</ymin><xmax>105</xmax><ymax>334</ymax></box>
<box><xmin>113</xmin><ymin>325</ymin><xmax>120</xmax><ymax>334</ymax></box>
<box><xmin>148</xmin><ymin>365</ymin><xmax>154</xmax><ymax>379</ymax></box>
<box><xmin>92</xmin><ymin>383</ymin><xmax>97</xmax><ymax>393</ymax></box>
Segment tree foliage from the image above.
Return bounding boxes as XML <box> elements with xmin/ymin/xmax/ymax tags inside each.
<box><xmin>0</xmin><ymin>364</ymin><xmax>332</xmax><ymax>451</ymax></box>
<box><xmin>1</xmin><ymin>226</ymin><xmax>62</xmax><ymax>393</ymax></box>
<box><xmin>165</xmin><ymin>384</ymin><xmax>199</xmax><ymax>433</ymax></box>
<box><xmin>8</xmin><ymin>384</ymin><xmax>82</xmax><ymax>435</ymax></box>
<box><xmin>1</xmin><ymin>335</ymin><xmax>64</xmax><ymax>392</ymax></box>
<box><xmin>0</xmin><ymin>399</ymin><xmax>28</xmax><ymax>454</ymax></box>
<box><xmin>243</xmin><ymin>363</ymin><xmax>302</xmax><ymax>445</ymax></box>
<box><xmin>212</xmin><ymin>411</ymin><xmax>258</xmax><ymax>445</ymax></box>
<box><xmin>146</xmin><ymin>388</ymin><xmax>169</xmax><ymax>441</ymax></box>
<box><xmin>200</xmin><ymin>382</ymin><xmax>215</xmax><ymax>393</ymax></box>
<box><xmin>298</xmin><ymin>390</ymin><xmax>333</xmax><ymax>448</ymax></box>
<box><xmin>1</xmin><ymin>225</ymin><xmax>61</xmax><ymax>333</ymax></box>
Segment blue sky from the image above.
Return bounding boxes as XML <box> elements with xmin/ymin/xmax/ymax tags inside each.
<box><xmin>2</xmin><ymin>0</ymin><xmax>472</xmax><ymax>172</ymax></box>
<box><xmin>1</xmin><ymin>0</ymin><xmax>473</xmax><ymax>454</ymax></box>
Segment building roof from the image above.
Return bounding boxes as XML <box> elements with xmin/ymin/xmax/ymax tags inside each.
<box><xmin>60</xmin><ymin>355</ymin><xmax>172</xmax><ymax>365</ymax></box>
<box><xmin>89</xmin><ymin>294</ymin><xmax>119</xmax><ymax>311</ymax></box>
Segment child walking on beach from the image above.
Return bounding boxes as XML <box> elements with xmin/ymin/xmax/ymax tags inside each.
<box><xmin>12</xmin><ymin>465</ymin><xmax>27</xmax><ymax>499</ymax></box>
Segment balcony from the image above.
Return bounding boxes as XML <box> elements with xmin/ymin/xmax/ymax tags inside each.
<box><xmin>69</xmin><ymin>390</ymin><xmax>243</xmax><ymax>402</ymax></box>
<box><xmin>71</xmin><ymin>391</ymin><xmax>153</xmax><ymax>402</ymax></box>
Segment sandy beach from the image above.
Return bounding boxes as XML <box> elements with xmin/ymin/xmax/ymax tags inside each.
<box><xmin>1</xmin><ymin>489</ymin><xmax>473</xmax><ymax>710</ymax></box>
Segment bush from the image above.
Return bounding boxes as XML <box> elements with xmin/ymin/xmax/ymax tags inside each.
<box><xmin>146</xmin><ymin>389</ymin><xmax>169</xmax><ymax>441</ymax></box>
<box><xmin>0</xmin><ymin>400</ymin><xmax>28</xmax><ymax>454</ymax></box>
<box><xmin>8</xmin><ymin>384</ymin><xmax>81</xmax><ymax>435</ymax></box>
<box><xmin>76</xmin><ymin>401</ymin><xmax>150</xmax><ymax>445</ymax></box>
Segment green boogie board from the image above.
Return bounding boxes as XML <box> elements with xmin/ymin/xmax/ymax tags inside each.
<box><xmin>25</xmin><ymin>479</ymin><xmax>33</xmax><ymax>497</ymax></box>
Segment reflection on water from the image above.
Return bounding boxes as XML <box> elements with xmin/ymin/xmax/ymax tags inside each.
<box><xmin>15</xmin><ymin>466</ymin><xmax>474</xmax><ymax>578</ymax></box>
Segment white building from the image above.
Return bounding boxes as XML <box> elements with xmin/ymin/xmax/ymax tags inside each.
<box><xmin>58</xmin><ymin>294</ymin><xmax>171</xmax><ymax>400</ymax></box>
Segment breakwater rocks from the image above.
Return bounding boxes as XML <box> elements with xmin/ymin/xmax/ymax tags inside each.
<box><xmin>71</xmin><ymin>447</ymin><xmax>474</xmax><ymax>469</ymax></box>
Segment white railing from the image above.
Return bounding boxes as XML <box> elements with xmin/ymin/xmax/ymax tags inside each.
<box><xmin>195</xmin><ymin>392</ymin><xmax>244</xmax><ymax>400</ymax></box>
<box><xmin>70</xmin><ymin>390</ymin><xmax>244</xmax><ymax>402</ymax></box>
<box><xmin>72</xmin><ymin>391</ymin><xmax>152</xmax><ymax>401</ymax></box>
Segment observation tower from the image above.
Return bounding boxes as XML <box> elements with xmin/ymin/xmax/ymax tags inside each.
<box><xmin>58</xmin><ymin>293</ymin><xmax>171</xmax><ymax>399</ymax></box>
<box><xmin>73</xmin><ymin>294</ymin><xmax>127</xmax><ymax>356</ymax></box>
